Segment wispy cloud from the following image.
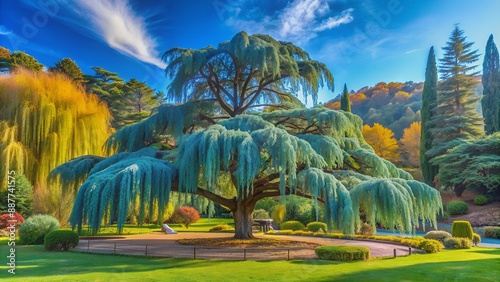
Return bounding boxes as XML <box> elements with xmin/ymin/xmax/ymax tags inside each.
<box><xmin>226</xmin><ymin>0</ymin><xmax>353</xmax><ymax>43</ymax></box>
<box><xmin>0</xmin><ymin>25</ymin><xmax>12</xmax><ymax>35</ymax></box>
<box><xmin>70</xmin><ymin>0</ymin><xmax>166</xmax><ymax>68</ymax></box>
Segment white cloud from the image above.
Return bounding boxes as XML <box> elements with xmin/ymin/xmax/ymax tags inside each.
<box><xmin>71</xmin><ymin>0</ymin><xmax>166</xmax><ymax>68</ymax></box>
<box><xmin>0</xmin><ymin>25</ymin><xmax>12</xmax><ymax>35</ymax></box>
<box><xmin>226</xmin><ymin>0</ymin><xmax>353</xmax><ymax>43</ymax></box>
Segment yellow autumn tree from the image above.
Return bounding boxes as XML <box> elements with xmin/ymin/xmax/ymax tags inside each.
<box><xmin>400</xmin><ymin>122</ymin><xmax>421</xmax><ymax>167</ymax></box>
<box><xmin>0</xmin><ymin>69</ymin><xmax>112</xmax><ymax>220</ymax></box>
<box><xmin>362</xmin><ymin>123</ymin><xmax>400</xmax><ymax>163</ymax></box>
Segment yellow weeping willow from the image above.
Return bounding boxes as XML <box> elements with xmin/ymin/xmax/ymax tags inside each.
<box><xmin>0</xmin><ymin>70</ymin><xmax>112</xmax><ymax>214</ymax></box>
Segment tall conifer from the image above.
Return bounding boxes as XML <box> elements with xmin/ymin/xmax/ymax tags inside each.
<box><xmin>340</xmin><ymin>83</ymin><xmax>351</xmax><ymax>112</ymax></box>
<box><xmin>420</xmin><ymin>47</ymin><xmax>439</xmax><ymax>186</ymax></box>
<box><xmin>482</xmin><ymin>34</ymin><xmax>500</xmax><ymax>134</ymax></box>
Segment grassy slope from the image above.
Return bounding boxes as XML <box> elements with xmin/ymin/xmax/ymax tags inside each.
<box><xmin>0</xmin><ymin>243</ymin><xmax>498</xmax><ymax>281</ymax></box>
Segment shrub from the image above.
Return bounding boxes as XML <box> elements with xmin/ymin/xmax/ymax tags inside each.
<box><xmin>275</xmin><ymin>230</ymin><xmax>293</xmax><ymax>235</ymax></box>
<box><xmin>443</xmin><ymin>237</ymin><xmax>472</xmax><ymax>249</ymax></box>
<box><xmin>253</xmin><ymin>209</ymin><xmax>270</xmax><ymax>219</ymax></box>
<box><xmin>44</xmin><ymin>230</ymin><xmax>79</xmax><ymax>251</ymax></box>
<box><xmin>359</xmin><ymin>223</ymin><xmax>374</xmax><ymax>235</ymax></box>
<box><xmin>438</xmin><ymin>211</ymin><xmax>450</xmax><ymax>221</ymax></box>
<box><xmin>424</xmin><ymin>230</ymin><xmax>453</xmax><ymax>242</ymax></box>
<box><xmin>315</xmin><ymin>246</ymin><xmax>370</xmax><ymax>261</ymax></box>
<box><xmin>19</xmin><ymin>214</ymin><xmax>60</xmax><ymax>245</ymax></box>
<box><xmin>446</xmin><ymin>201</ymin><xmax>469</xmax><ymax>215</ymax></box>
<box><xmin>306</xmin><ymin>222</ymin><xmax>327</xmax><ymax>232</ymax></box>
<box><xmin>451</xmin><ymin>220</ymin><xmax>473</xmax><ymax>240</ymax></box>
<box><xmin>271</xmin><ymin>205</ymin><xmax>285</xmax><ymax>226</ymax></box>
<box><xmin>168</xmin><ymin>206</ymin><xmax>200</xmax><ymax>228</ymax></box>
<box><xmin>209</xmin><ymin>224</ymin><xmax>233</xmax><ymax>232</ymax></box>
<box><xmin>280</xmin><ymin>220</ymin><xmax>305</xmax><ymax>231</ymax></box>
<box><xmin>418</xmin><ymin>239</ymin><xmax>444</xmax><ymax>253</ymax></box>
<box><xmin>472</xmin><ymin>233</ymin><xmax>481</xmax><ymax>246</ymax></box>
<box><xmin>473</xmin><ymin>195</ymin><xmax>489</xmax><ymax>206</ymax></box>
<box><xmin>484</xmin><ymin>226</ymin><xmax>500</xmax><ymax>239</ymax></box>
<box><xmin>0</xmin><ymin>212</ymin><xmax>25</xmax><ymax>230</ymax></box>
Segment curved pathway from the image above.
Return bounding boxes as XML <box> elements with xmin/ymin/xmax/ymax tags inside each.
<box><xmin>74</xmin><ymin>232</ymin><xmax>418</xmax><ymax>260</ymax></box>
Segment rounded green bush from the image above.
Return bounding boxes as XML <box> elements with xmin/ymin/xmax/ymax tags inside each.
<box><xmin>446</xmin><ymin>201</ymin><xmax>468</xmax><ymax>215</ymax></box>
<box><xmin>253</xmin><ymin>209</ymin><xmax>270</xmax><ymax>219</ymax></box>
<box><xmin>306</xmin><ymin>221</ymin><xmax>327</xmax><ymax>232</ymax></box>
<box><xmin>424</xmin><ymin>230</ymin><xmax>452</xmax><ymax>242</ymax></box>
<box><xmin>44</xmin><ymin>230</ymin><xmax>79</xmax><ymax>251</ymax></box>
<box><xmin>418</xmin><ymin>239</ymin><xmax>444</xmax><ymax>253</ymax></box>
<box><xmin>443</xmin><ymin>237</ymin><xmax>472</xmax><ymax>249</ymax></box>
<box><xmin>315</xmin><ymin>246</ymin><xmax>370</xmax><ymax>261</ymax></box>
<box><xmin>472</xmin><ymin>233</ymin><xmax>481</xmax><ymax>246</ymax></box>
<box><xmin>280</xmin><ymin>220</ymin><xmax>305</xmax><ymax>231</ymax></box>
<box><xmin>19</xmin><ymin>214</ymin><xmax>60</xmax><ymax>245</ymax></box>
<box><xmin>484</xmin><ymin>226</ymin><xmax>500</xmax><ymax>239</ymax></box>
<box><xmin>473</xmin><ymin>195</ymin><xmax>489</xmax><ymax>206</ymax></box>
<box><xmin>451</xmin><ymin>220</ymin><xmax>473</xmax><ymax>240</ymax></box>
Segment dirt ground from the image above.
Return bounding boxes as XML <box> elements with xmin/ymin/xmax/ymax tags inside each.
<box><xmin>440</xmin><ymin>190</ymin><xmax>500</xmax><ymax>226</ymax></box>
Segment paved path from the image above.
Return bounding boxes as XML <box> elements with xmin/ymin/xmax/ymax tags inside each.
<box><xmin>74</xmin><ymin>232</ymin><xmax>418</xmax><ymax>260</ymax></box>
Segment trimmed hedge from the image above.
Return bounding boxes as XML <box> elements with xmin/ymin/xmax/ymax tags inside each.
<box><xmin>44</xmin><ymin>230</ymin><xmax>79</xmax><ymax>251</ymax></box>
<box><xmin>452</xmin><ymin>220</ymin><xmax>473</xmax><ymax>240</ymax></box>
<box><xmin>424</xmin><ymin>230</ymin><xmax>452</xmax><ymax>242</ymax></box>
<box><xmin>418</xmin><ymin>239</ymin><xmax>444</xmax><ymax>253</ymax></box>
<box><xmin>472</xmin><ymin>233</ymin><xmax>481</xmax><ymax>246</ymax></box>
<box><xmin>280</xmin><ymin>220</ymin><xmax>305</xmax><ymax>231</ymax></box>
<box><xmin>315</xmin><ymin>246</ymin><xmax>370</xmax><ymax>261</ymax></box>
<box><xmin>444</xmin><ymin>237</ymin><xmax>472</xmax><ymax>249</ymax></box>
<box><xmin>484</xmin><ymin>227</ymin><xmax>500</xmax><ymax>239</ymax></box>
<box><xmin>19</xmin><ymin>215</ymin><xmax>60</xmax><ymax>245</ymax></box>
<box><xmin>306</xmin><ymin>222</ymin><xmax>327</xmax><ymax>232</ymax></box>
<box><xmin>446</xmin><ymin>201</ymin><xmax>468</xmax><ymax>215</ymax></box>
<box><xmin>473</xmin><ymin>195</ymin><xmax>489</xmax><ymax>206</ymax></box>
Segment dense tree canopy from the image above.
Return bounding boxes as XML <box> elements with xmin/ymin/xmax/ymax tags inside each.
<box><xmin>49</xmin><ymin>58</ymin><xmax>84</xmax><ymax>84</ymax></box>
<box><xmin>400</xmin><ymin>122</ymin><xmax>421</xmax><ymax>167</ymax></box>
<box><xmin>362</xmin><ymin>123</ymin><xmax>400</xmax><ymax>163</ymax></box>
<box><xmin>163</xmin><ymin>31</ymin><xmax>333</xmax><ymax>116</ymax></box>
<box><xmin>53</xmin><ymin>32</ymin><xmax>442</xmax><ymax>239</ymax></box>
<box><xmin>6</xmin><ymin>51</ymin><xmax>44</xmax><ymax>72</ymax></box>
<box><xmin>482</xmin><ymin>34</ymin><xmax>500</xmax><ymax>134</ymax></box>
<box><xmin>432</xmin><ymin>132</ymin><xmax>500</xmax><ymax>196</ymax></box>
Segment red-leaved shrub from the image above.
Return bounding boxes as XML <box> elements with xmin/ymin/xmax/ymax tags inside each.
<box><xmin>168</xmin><ymin>206</ymin><xmax>200</xmax><ymax>228</ymax></box>
<box><xmin>0</xmin><ymin>212</ymin><xmax>25</xmax><ymax>230</ymax></box>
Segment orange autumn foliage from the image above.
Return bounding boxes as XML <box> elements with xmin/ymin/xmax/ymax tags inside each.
<box><xmin>400</xmin><ymin>122</ymin><xmax>421</xmax><ymax>167</ymax></box>
<box><xmin>362</xmin><ymin>123</ymin><xmax>400</xmax><ymax>163</ymax></box>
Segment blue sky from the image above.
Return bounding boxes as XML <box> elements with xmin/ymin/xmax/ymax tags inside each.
<box><xmin>1</xmin><ymin>0</ymin><xmax>499</xmax><ymax>103</ymax></box>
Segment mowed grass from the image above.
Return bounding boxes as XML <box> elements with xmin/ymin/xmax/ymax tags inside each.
<box><xmin>0</xmin><ymin>242</ymin><xmax>498</xmax><ymax>282</ymax></box>
<box><xmin>58</xmin><ymin>218</ymin><xmax>235</xmax><ymax>236</ymax></box>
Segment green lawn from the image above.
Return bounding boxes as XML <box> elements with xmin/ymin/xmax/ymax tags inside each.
<box><xmin>0</xmin><ymin>242</ymin><xmax>498</xmax><ymax>281</ymax></box>
<box><xmin>59</xmin><ymin>218</ymin><xmax>235</xmax><ymax>236</ymax></box>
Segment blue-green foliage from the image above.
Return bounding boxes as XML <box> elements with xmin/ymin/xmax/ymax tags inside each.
<box><xmin>70</xmin><ymin>153</ymin><xmax>176</xmax><ymax>234</ymax></box>
<box><xmin>55</xmin><ymin>105</ymin><xmax>441</xmax><ymax>236</ymax></box>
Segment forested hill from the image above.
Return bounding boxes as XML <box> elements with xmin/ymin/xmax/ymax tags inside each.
<box><xmin>324</xmin><ymin>79</ymin><xmax>482</xmax><ymax>139</ymax></box>
<box><xmin>324</xmin><ymin>81</ymin><xmax>423</xmax><ymax>139</ymax></box>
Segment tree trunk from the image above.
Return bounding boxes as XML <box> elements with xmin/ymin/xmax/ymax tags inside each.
<box><xmin>454</xmin><ymin>184</ymin><xmax>466</xmax><ymax>197</ymax></box>
<box><xmin>232</xmin><ymin>200</ymin><xmax>255</xmax><ymax>239</ymax></box>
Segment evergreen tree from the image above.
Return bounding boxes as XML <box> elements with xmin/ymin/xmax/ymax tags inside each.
<box><xmin>482</xmin><ymin>34</ymin><xmax>500</xmax><ymax>134</ymax></box>
<box><xmin>49</xmin><ymin>58</ymin><xmax>84</xmax><ymax>84</ymax></box>
<box><xmin>430</xmin><ymin>26</ymin><xmax>484</xmax><ymax>196</ymax></box>
<box><xmin>420</xmin><ymin>47</ymin><xmax>439</xmax><ymax>186</ymax></box>
<box><xmin>117</xmin><ymin>78</ymin><xmax>160</xmax><ymax>127</ymax></box>
<box><xmin>340</xmin><ymin>83</ymin><xmax>351</xmax><ymax>112</ymax></box>
<box><xmin>52</xmin><ymin>32</ymin><xmax>442</xmax><ymax>239</ymax></box>
<box><xmin>8</xmin><ymin>51</ymin><xmax>43</xmax><ymax>72</ymax></box>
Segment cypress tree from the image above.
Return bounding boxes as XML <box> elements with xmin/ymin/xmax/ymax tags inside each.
<box><xmin>420</xmin><ymin>47</ymin><xmax>439</xmax><ymax>186</ymax></box>
<box><xmin>482</xmin><ymin>34</ymin><xmax>500</xmax><ymax>134</ymax></box>
<box><xmin>340</xmin><ymin>83</ymin><xmax>351</xmax><ymax>112</ymax></box>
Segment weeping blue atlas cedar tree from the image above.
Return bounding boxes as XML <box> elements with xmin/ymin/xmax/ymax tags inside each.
<box><xmin>51</xmin><ymin>32</ymin><xmax>442</xmax><ymax>239</ymax></box>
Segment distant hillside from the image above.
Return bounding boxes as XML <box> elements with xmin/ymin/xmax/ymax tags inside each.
<box><xmin>325</xmin><ymin>82</ymin><xmax>423</xmax><ymax>139</ymax></box>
